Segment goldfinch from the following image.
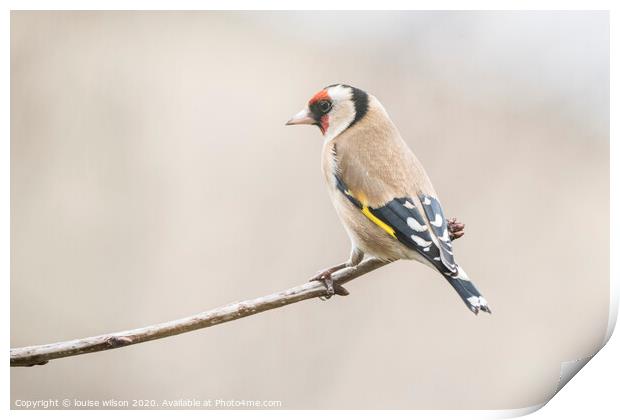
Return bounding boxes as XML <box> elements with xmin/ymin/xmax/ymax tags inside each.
<box><xmin>286</xmin><ymin>84</ymin><xmax>490</xmax><ymax>315</ymax></box>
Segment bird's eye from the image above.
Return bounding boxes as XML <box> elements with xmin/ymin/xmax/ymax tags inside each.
<box><xmin>318</xmin><ymin>100</ymin><xmax>332</xmax><ymax>113</ymax></box>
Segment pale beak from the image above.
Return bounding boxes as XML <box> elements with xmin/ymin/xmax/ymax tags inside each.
<box><xmin>285</xmin><ymin>109</ymin><xmax>316</xmax><ymax>126</ymax></box>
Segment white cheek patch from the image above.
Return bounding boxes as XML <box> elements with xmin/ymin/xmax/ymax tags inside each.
<box><xmin>323</xmin><ymin>85</ymin><xmax>356</xmax><ymax>141</ymax></box>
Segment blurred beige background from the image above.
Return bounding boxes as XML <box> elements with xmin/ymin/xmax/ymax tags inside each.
<box><xmin>11</xmin><ymin>11</ymin><xmax>609</xmax><ymax>409</ymax></box>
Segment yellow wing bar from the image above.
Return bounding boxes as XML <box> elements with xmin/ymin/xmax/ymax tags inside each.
<box><xmin>335</xmin><ymin>174</ymin><xmax>397</xmax><ymax>239</ymax></box>
<box><xmin>361</xmin><ymin>206</ymin><xmax>397</xmax><ymax>239</ymax></box>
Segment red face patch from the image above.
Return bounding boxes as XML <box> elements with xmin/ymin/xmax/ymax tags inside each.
<box><xmin>308</xmin><ymin>89</ymin><xmax>330</xmax><ymax>106</ymax></box>
<box><xmin>319</xmin><ymin>115</ymin><xmax>329</xmax><ymax>134</ymax></box>
<box><xmin>308</xmin><ymin>89</ymin><xmax>331</xmax><ymax>134</ymax></box>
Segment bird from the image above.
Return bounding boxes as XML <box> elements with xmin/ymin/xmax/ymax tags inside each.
<box><xmin>286</xmin><ymin>84</ymin><xmax>490</xmax><ymax>315</ymax></box>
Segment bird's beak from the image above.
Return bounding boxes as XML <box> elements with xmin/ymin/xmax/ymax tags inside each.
<box><xmin>285</xmin><ymin>109</ymin><xmax>316</xmax><ymax>126</ymax></box>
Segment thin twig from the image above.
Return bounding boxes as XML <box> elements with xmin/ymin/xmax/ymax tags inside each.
<box><xmin>10</xmin><ymin>258</ymin><xmax>389</xmax><ymax>367</ymax></box>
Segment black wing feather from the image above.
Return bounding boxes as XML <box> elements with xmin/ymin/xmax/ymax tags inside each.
<box><xmin>334</xmin><ymin>174</ymin><xmax>455</xmax><ymax>274</ymax></box>
<box><xmin>419</xmin><ymin>194</ymin><xmax>457</xmax><ymax>273</ymax></box>
<box><xmin>370</xmin><ymin>198</ymin><xmax>453</xmax><ymax>274</ymax></box>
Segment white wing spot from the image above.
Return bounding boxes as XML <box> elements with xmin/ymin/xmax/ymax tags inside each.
<box><xmin>423</xmin><ymin>247</ymin><xmax>430</xmax><ymax>252</ymax></box>
<box><xmin>456</xmin><ymin>267</ymin><xmax>469</xmax><ymax>280</ymax></box>
<box><xmin>430</xmin><ymin>213</ymin><xmax>443</xmax><ymax>227</ymax></box>
<box><xmin>467</xmin><ymin>296</ymin><xmax>481</xmax><ymax>307</ymax></box>
<box><xmin>407</xmin><ymin>217</ymin><xmax>428</xmax><ymax>232</ymax></box>
<box><xmin>410</xmin><ymin>234</ymin><xmax>432</xmax><ymax>247</ymax></box>
<box><xmin>404</xmin><ymin>200</ymin><xmax>415</xmax><ymax>209</ymax></box>
<box><xmin>438</xmin><ymin>229</ymin><xmax>450</xmax><ymax>242</ymax></box>
<box><xmin>423</xmin><ymin>197</ymin><xmax>431</xmax><ymax>205</ymax></box>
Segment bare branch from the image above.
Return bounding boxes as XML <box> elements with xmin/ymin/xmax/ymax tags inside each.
<box><xmin>10</xmin><ymin>258</ymin><xmax>389</xmax><ymax>367</ymax></box>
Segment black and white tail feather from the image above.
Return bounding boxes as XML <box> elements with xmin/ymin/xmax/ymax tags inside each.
<box><xmin>443</xmin><ymin>266</ymin><xmax>491</xmax><ymax>315</ymax></box>
<box><xmin>418</xmin><ymin>194</ymin><xmax>491</xmax><ymax>315</ymax></box>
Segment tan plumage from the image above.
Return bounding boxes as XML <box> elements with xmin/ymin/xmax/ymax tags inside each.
<box><xmin>287</xmin><ymin>84</ymin><xmax>490</xmax><ymax>314</ymax></box>
<box><xmin>321</xmin><ymin>94</ymin><xmax>436</xmax><ymax>262</ymax></box>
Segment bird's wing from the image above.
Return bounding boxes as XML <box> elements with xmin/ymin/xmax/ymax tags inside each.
<box><xmin>417</xmin><ymin>194</ymin><xmax>457</xmax><ymax>273</ymax></box>
<box><xmin>335</xmin><ymin>175</ymin><xmax>457</xmax><ymax>274</ymax></box>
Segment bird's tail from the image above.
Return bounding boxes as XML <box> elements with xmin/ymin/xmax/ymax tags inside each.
<box><xmin>443</xmin><ymin>267</ymin><xmax>491</xmax><ymax>315</ymax></box>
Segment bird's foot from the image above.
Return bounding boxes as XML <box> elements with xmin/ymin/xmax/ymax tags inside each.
<box><xmin>311</xmin><ymin>267</ymin><xmax>350</xmax><ymax>300</ymax></box>
<box><xmin>447</xmin><ymin>218</ymin><xmax>465</xmax><ymax>241</ymax></box>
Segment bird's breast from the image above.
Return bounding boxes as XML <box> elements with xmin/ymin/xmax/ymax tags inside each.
<box><xmin>320</xmin><ymin>141</ymin><xmax>339</xmax><ymax>189</ymax></box>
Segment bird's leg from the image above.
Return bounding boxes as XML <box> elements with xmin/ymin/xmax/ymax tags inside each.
<box><xmin>313</xmin><ymin>247</ymin><xmax>364</xmax><ymax>299</ymax></box>
<box><xmin>447</xmin><ymin>218</ymin><xmax>465</xmax><ymax>241</ymax></box>
<box><xmin>314</xmin><ymin>263</ymin><xmax>347</xmax><ymax>298</ymax></box>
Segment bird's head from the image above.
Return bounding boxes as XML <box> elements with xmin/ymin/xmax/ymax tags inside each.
<box><xmin>286</xmin><ymin>84</ymin><xmax>369</xmax><ymax>140</ymax></box>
